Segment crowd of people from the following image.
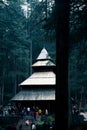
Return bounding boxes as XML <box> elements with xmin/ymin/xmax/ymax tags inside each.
<box><xmin>0</xmin><ymin>105</ymin><xmax>49</xmax><ymax>118</ymax></box>
<box><xmin>0</xmin><ymin>104</ymin><xmax>55</xmax><ymax>130</ymax></box>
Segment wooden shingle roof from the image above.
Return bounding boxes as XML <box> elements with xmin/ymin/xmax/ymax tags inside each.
<box><xmin>19</xmin><ymin>71</ymin><xmax>55</xmax><ymax>86</ymax></box>
<box><xmin>11</xmin><ymin>89</ymin><xmax>55</xmax><ymax>101</ymax></box>
<box><xmin>36</xmin><ymin>47</ymin><xmax>52</xmax><ymax>61</ymax></box>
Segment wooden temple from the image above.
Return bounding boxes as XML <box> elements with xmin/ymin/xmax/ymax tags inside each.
<box><xmin>11</xmin><ymin>47</ymin><xmax>56</xmax><ymax>113</ymax></box>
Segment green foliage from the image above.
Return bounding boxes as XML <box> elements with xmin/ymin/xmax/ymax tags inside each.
<box><xmin>36</xmin><ymin>115</ymin><xmax>55</xmax><ymax>128</ymax></box>
<box><xmin>70</xmin><ymin>0</ymin><xmax>87</xmax><ymax>43</ymax></box>
<box><xmin>46</xmin><ymin>115</ymin><xmax>55</xmax><ymax>125</ymax></box>
<box><xmin>36</xmin><ymin>121</ymin><xmax>44</xmax><ymax>126</ymax></box>
<box><xmin>69</xmin><ymin>0</ymin><xmax>87</xmax><ymax>108</ymax></box>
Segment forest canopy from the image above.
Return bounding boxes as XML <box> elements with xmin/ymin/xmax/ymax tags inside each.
<box><xmin>0</xmin><ymin>0</ymin><xmax>87</xmax><ymax>107</ymax></box>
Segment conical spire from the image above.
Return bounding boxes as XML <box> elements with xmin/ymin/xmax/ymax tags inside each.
<box><xmin>36</xmin><ymin>47</ymin><xmax>51</xmax><ymax>61</ymax></box>
<box><xmin>32</xmin><ymin>47</ymin><xmax>55</xmax><ymax>67</ymax></box>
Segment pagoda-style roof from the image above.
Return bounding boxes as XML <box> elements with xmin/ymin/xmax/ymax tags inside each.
<box><xmin>32</xmin><ymin>47</ymin><xmax>55</xmax><ymax>68</ymax></box>
<box><xmin>19</xmin><ymin>71</ymin><xmax>55</xmax><ymax>86</ymax></box>
<box><xmin>11</xmin><ymin>47</ymin><xmax>56</xmax><ymax>102</ymax></box>
<box><xmin>32</xmin><ymin>60</ymin><xmax>55</xmax><ymax>67</ymax></box>
<box><xmin>36</xmin><ymin>47</ymin><xmax>52</xmax><ymax>61</ymax></box>
<box><xmin>19</xmin><ymin>48</ymin><xmax>56</xmax><ymax>86</ymax></box>
<box><xmin>11</xmin><ymin>89</ymin><xmax>55</xmax><ymax>101</ymax></box>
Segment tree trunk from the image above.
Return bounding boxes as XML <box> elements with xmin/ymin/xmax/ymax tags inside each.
<box><xmin>55</xmin><ymin>0</ymin><xmax>70</xmax><ymax>129</ymax></box>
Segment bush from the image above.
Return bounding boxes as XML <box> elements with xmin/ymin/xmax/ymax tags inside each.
<box><xmin>46</xmin><ymin>115</ymin><xmax>55</xmax><ymax>125</ymax></box>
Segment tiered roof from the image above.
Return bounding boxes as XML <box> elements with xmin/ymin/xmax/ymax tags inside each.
<box><xmin>11</xmin><ymin>48</ymin><xmax>56</xmax><ymax>101</ymax></box>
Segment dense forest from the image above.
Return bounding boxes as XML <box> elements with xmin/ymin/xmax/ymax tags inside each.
<box><xmin>69</xmin><ymin>0</ymin><xmax>87</xmax><ymax>108</ymax></box>
<box><xmin>0</xmin><ymin>0</ymin><xmax>87</xmax><ymax>110</ymax></box>
<box><xmin>0</xmin><ymin>0</ymin><xmax>56</xmax><ymax>104</ymax></box>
